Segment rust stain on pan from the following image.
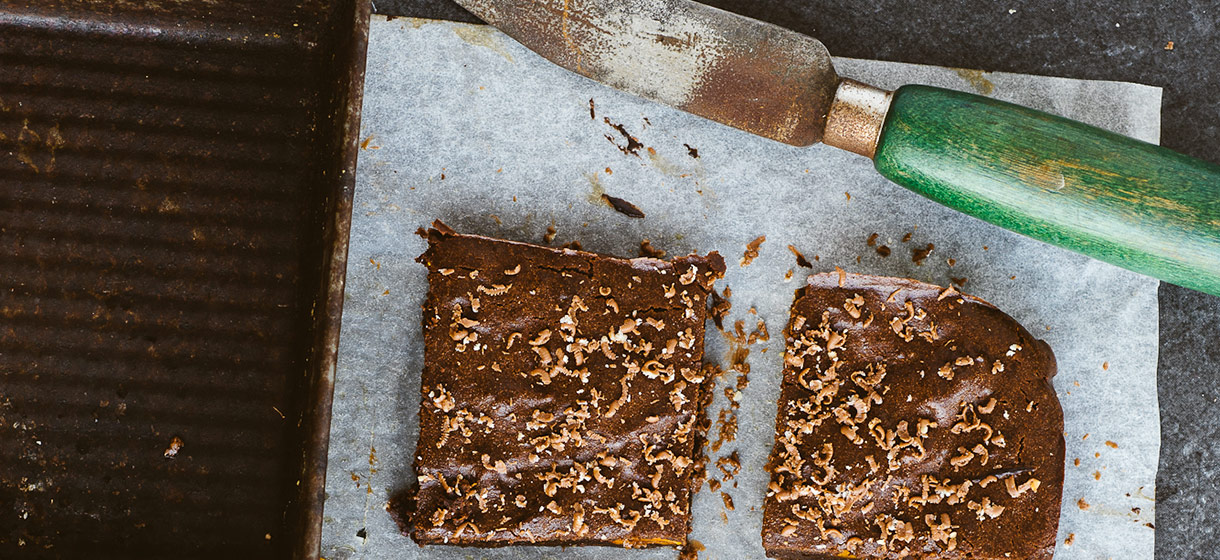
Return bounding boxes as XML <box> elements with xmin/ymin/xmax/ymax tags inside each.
<box><xmin>0</xmin><ymin>1</ymin><xmax>369</xmax><ymax>558</ymax></box>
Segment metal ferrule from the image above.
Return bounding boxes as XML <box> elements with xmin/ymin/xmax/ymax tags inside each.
<box><xmin>822</xmin><ymin>79</ymin><xmax>894</xmax><ymax>159</ymax></box>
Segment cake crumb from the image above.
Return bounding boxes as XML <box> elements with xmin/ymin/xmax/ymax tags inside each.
<box><xmin>1077</xmin><ymin>497</ymin><xmax>1090</xmax><ymax>510</ymax></box>
<box><xmin>1064</xmin><ymin>533</ymin><xmax>1075</xmax><ymax>546</ymax></box>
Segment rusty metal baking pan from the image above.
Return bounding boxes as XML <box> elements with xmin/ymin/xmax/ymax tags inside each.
<box><xmin>0</xmin><ymin>1</ymin><xmax>370</xmax><ymax>557</ymax></box>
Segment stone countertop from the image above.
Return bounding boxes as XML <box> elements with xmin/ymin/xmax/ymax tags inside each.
<box><xmin>371</xmin><ymin>1</ymin><xmax>1220</xmax><ymax>556</ymax></box>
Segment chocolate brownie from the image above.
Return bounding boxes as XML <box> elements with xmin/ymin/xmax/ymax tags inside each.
<box><xmin>395</xmin><ymin>222</ymin><xmax>725</xmax><ymax>548</ymax></box>
<box><xmin>763</xmin><ymin>271</ymin><xmax>1064</xmax><ymax>559</ymax></box>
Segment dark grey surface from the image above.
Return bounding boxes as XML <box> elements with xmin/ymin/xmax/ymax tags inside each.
<box><xmin>374</xmin><ymin>1</ymin><xmax>1220</xmax><ymax>556</ymax></box>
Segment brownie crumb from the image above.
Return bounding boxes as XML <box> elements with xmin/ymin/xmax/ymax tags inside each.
<box><xmin>639</xmin><ymin>239</ymin><xmax>666</xmax><ymax>258</ymax></box>
<box><xmin>902</xmin><ymin>232</ymin><xmax>914</xmax><ymax>243</ymax></box>
<box><xmin>866</xmin><ymin>233</ymin><xmax>879</xmax><ymax>247</ymax></box>
<box><xmin>741</xmin><ymin>236</ymin><xmax>766</xmax><ymax>267</ymax></box>
<box><xmin>602</xmin><ymin>194</ymin><xmax>645</xmax><ymax>218</ymax></box>
<box><xmin>788</xmin><ymin>245</ymin><xmax>813</xmax><ymax>268</ymax></box>
<box><xmin>912</xmin><ymin>243</ymin><xmax>935</xmax><ymax>265</ymax></box>
<box><xmin>876</xmin><ymin>245</ymin><xmax>891</xmax><ymax>257</ymax></box>
<box><xmin>542</xmin><ymin>225</ymin><xmax>557</xmax><ymax>244</ymax></box>
<box><xmin>684</xmin><ymin>143</ymin><xmax>700</xmax><ymax>158</ymax></box>
<box><xmin>716</xmin><ymin>451</ymin><xmax>741</xmax><ymax>481</ymax></box>
<box><xmin>709</xmin><ymin>287</ymin><xmax>732</xmax><ymax>331</ymax></box>
<box><xmin>679</xmin><ymin>538</ymin><xmax>706</xmax><ymax>560</ymax></box>
<box><xmin>712</xmin><ymin>409</ymin><xmax>738</xmax><ymax>452</ymax></box>
<box><xmin>721</xmin><ymin>492</ymin><xmax>735</xmax><ymax>511</ymax></box>
<box><xmin>589</xmin><ymin>98</ymin><xmax>596</xmax><ymax>119</ymax></box>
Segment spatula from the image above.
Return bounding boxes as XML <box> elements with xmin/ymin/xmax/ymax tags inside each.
<box><xmin>453</xmin><ymin>0</ymin><xmax>1220</xmax><ymax>296</ymax></box>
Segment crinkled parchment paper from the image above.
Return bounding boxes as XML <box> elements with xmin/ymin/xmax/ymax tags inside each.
<box><xmin>321</xmin><ymin>16</ymin><xmax>1160</xmax><ymax>560</ymax></box>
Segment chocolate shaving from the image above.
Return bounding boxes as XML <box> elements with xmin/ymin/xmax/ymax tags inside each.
<box><xmin>603</xmin><ymin>117</ymin><xmax>643</xmax><ymax>156</ymax></box>
<box><xmin>602</xmin><ymin>194</ymin><xmax>645</xmax><ymax>218</ymax></box>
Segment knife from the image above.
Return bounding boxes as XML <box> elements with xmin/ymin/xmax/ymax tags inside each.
<box><xmin>453</xmin><ymin>0</ymin><xmax>1220</xmax><ymax>296</ymax></box>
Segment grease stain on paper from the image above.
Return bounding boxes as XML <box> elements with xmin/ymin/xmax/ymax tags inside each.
<box><xmin>453</xmin><ymin>25</ymin><xmax>515</xmax><ymax>63</ymax></box>
<box><xmin>954</xmin><ymin>68</ymin><xmax>995</xmax><ymax>96</ymax></box>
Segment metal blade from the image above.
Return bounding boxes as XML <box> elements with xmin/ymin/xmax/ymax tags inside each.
<box><xmin>454</xmin><ymin>0</ymin><xmax>839</xmax><ymax>146</ymax></box>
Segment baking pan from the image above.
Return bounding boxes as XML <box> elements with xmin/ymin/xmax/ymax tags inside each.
<box><xmin>0</xmin><ymin>1</ymin><xmax>370</xmax><ymax>557</ymax></box>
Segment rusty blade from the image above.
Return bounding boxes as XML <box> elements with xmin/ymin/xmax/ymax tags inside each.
<box><xmin>454</xmin><ymin>0</ymin><xmax>839</xmax><ymax>146</ymax></box>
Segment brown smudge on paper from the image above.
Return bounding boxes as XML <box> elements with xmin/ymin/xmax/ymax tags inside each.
<box><xmin>954</xmin><ymin>68</ymin><xmax>996</xmax><ymax>95</ymax></box>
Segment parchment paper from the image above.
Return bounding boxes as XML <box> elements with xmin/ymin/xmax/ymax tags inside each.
<box><xmin>321</xmin><ymin>16</ymin><xmax>1160</xmax><ymax>560</ymax></box>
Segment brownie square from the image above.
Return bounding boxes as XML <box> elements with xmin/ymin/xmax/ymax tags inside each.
<box><xmin>399</xmin><ymin>222</ymin><xmax>725</xmax><ymax>548</ymax></box>
<box><xmin>763</xmin><ymin>272</ymin><xmax>1064</xmax><ymax>560</ymax></box>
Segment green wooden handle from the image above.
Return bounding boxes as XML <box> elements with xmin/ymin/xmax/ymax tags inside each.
<box><xmin>874</xmin><ymin>84</ymin><xmax>1220</xmax><ymax>296</ymax></box>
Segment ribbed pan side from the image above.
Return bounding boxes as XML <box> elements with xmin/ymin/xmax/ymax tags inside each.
<box><xmin>0</xmin><ymin>2</ymin><xmax>362</xmax><ymax>557</ymax></box>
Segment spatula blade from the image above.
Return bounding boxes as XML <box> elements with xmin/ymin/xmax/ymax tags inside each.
<box><xmin>454</xmin><ymin>0</ymin><xmax>839</xmax><ymax>146</ymax></box>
